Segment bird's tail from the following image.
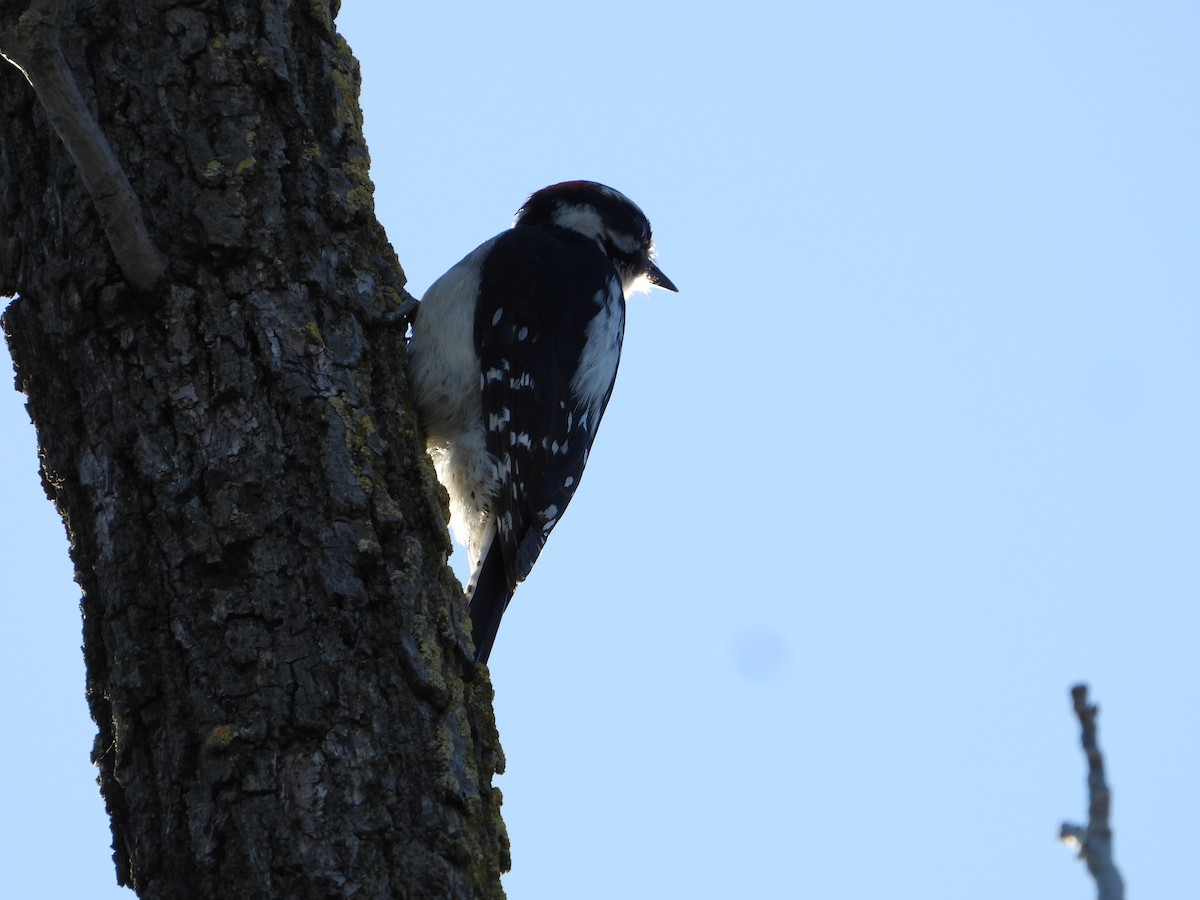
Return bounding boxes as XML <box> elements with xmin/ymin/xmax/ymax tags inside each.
<box><xmin>468</xmin><ymin>542</ymin><xmax>513</xmax><ymax>664</ymax></box>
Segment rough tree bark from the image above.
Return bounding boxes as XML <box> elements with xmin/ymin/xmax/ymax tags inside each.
<box><xmin>0</xmin><ymin>1</ymin><xmax>508</xmax><ymax>897</ymax></box>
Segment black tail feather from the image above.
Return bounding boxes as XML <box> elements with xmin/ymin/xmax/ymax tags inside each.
<box><xmin>469</xmin><ymin>543</ymin><xmax>513</xmax><ymax>664</ymax></box>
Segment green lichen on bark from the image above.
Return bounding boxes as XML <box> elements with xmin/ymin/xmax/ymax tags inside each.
<box><xmin>0</xmin><ymin>0</ymin><xmax>509</xmax><ymax>896</ymax></box>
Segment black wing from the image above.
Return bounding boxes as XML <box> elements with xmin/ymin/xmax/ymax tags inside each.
<box><xmin>467</xmin><ymin>226</ymin><xmax>625</xmax><ymax>660</ymax></box>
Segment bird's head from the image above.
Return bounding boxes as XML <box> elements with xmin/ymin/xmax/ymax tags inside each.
<box><xmin>514</xmin><ymin>181</ymin><xmax>677</xmax><ymax>295</ymax></box>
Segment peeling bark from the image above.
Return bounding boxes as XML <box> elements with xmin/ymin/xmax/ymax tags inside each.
<box><xmin>0</xmin><ymin>0</ymin><xmax>508</xmax><ymax>897</ymax></box>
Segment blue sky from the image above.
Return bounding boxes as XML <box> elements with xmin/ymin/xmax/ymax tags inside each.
<box><xmin>3</xmin><ymin>3</ymin><xmax>1198</xmax><ymax>896</ymax></box>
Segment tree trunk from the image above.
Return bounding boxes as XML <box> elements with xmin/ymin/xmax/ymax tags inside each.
<box><xmin>0</xmin><ymin>1</ymin><xmax>508</xmax><ymax>897</ymax></box>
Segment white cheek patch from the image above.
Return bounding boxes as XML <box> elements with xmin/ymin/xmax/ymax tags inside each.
<box><xmin>551</xmin><ymin>204</ymin><xmax>607</xmax><ymax>243</ymax></box>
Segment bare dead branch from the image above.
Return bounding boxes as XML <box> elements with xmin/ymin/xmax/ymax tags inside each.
<box><xmin>1060</xmin><ymin>683</ymin><xmax>1126</xmax><ymax>900</ymax></box>
<box><xmin>1</xmin><ymin>0</ymin><xmax>167</xmax><ymax>291</ymax></box>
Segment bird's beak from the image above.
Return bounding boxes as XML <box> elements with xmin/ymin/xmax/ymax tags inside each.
<box><xmin>645</xmin><ymin>261</ymin><xmax>678</xmax><ymax>293</ymax></box>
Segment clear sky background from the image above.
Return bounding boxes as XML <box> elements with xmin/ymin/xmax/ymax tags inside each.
<box><xmin>2</xmin><ymin>2</ymin><xmax>1197</xmax><ymax>897</ymax></box>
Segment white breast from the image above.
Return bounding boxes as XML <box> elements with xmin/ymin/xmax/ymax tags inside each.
<box><xmin>409</xmin><ymin>236</ymin><xmax>499</xmax><ymax>442</ymax></box>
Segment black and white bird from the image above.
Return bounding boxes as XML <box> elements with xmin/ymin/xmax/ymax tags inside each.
<box><xmin>408</xmin><ymin>181</ymin><xmax>676</xmax><ymax>663</ymax></box>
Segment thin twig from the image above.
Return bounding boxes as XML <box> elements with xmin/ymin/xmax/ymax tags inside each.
<box><xmin>1059</xmin><ymin>683</ymin><xmax>1125</xmax><ymax>900</ymax></box>
<box><xmin>1</xmin><ymin>0</ymin><xmax>167</xmax><ymax>291</ymax></box>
